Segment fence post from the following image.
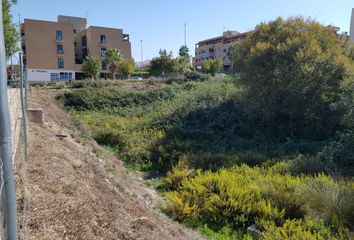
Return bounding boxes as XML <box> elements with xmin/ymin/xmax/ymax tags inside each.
<box><xmin>0</xmin><ymin>0</ymin><xmax>19</xmax><ymax>239</ymax></box>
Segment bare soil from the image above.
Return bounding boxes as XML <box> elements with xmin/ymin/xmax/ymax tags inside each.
<box><xmin>14</xmin><ymin>89</ymin><xmax>203</xmax><ymax>240</ymax></box>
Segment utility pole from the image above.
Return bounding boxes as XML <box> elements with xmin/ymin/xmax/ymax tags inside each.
<box><xmin>184</xmin><ymin>23</ymin><xmax>187</xmax><ymax>46</ymax></box>
<box><xmin>140</xmin><ymin>40</ymin><xmax>143</xmax><ymax>75</ymax></box>
<box><xmin>0</xmin><ymin>0</ymin><xmax>19</xmax><ymax>239</ymax></box>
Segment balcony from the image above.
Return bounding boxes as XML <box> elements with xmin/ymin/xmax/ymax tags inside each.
<box><xmin>123</xmin><ymin>34</ymin><xmax>129</xmax><ymax>42</ymax></box>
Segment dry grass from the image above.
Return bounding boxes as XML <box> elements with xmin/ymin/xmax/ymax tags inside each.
<box><xmin>14</xmin><ymin>89</ymin><xmax>204</xmax><ymax>240</ymax></box>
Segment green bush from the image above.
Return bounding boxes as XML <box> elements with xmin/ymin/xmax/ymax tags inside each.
<box><xmin>285</xmin><ymin>154</ymin><xmax>336</xmax><ymax>176</ymax></box>
<box><xmin>260</xmin><ymin>218</ymin><xmax>337</xmax><ymax>240</ymax></box>
<box><xmin>61</xmin><ymin>85</ymin><xmax>180</xmax><ymax>111</ymax></box>
<box><xmin>165</xmin><ymin>71</ymin><xmax>211</xmax><ymax>84</ymax></box>
<box><xmin>232</xmin><ymin>17</ymin><xmax>354</xmax><ymax>139</ymax></box>
<box><xmin>163</xmin><ymin>165</ymin><xmax>350</xmax><ymax>239</ymax></box>
<box><xmin>301</xmin><ymin>175</ymin><xmax>354</xmax><ymax>232</ymax></box>
<box><xmin>165</xmin><ymin>158</ymin><xmax>194</xmax><ymax>190</ymax></box>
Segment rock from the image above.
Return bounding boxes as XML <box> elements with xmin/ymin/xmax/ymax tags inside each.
<box><xmin>247</xmin><ymin>224</ymin><xmax>261</xmax><ymax>239</ymax></box>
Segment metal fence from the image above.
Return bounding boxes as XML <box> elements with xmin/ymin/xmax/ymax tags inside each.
<box><xmin>0</xmin><ymin>57</ymin><xmax>29</xmax><ymax>240</ymax></box>
<box><xmin>1</xmin><ymin>1</ymin><xmax>29</xmax><ymax>237</ymax></box>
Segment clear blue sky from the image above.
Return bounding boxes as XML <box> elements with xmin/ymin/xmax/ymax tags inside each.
<box><xmin>11</xmin><ymin>0</ymin><xmax>353</xmax><ymax>61</ymax></box>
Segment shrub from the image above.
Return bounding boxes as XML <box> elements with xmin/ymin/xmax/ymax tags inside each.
<box><xmin>164</xmin><ymin>165</ymin><xmax>294</xmax><ymax>230</ymax></box>
<box><xmin>260</xmin><ymin>218</ymin><xmax>337</xmax><ymax>240</ymax></box>
<box><xmin>301</xmin><ymin>175</ymin><xmax>354</xmax><ymax>232</ymax></box>
<box><xmin>185</xmin><ymin>71</ymin><xmax>210</xmax><ymax>82</ymax></box>
<box><xmin>232</xmin><ymin>17</ymin><xmax>354</xmax><ymax>139</ymax></box>
<box><xmin>164</xmin><ymin>165</ymin><xmax>350</xmax><ymax>239</ymax></box>
<box><xmin>165</xmin><ymin>158</ymin><xmax>194</xmax><ymax>190</ymax></box>
<box><xmin>61</xmin><ymin>86</ymin><xmax>180</xmax><ymax>111</ymax></box>
<box><xmin>285</xmin><ymin>154</ymin><xmax>336</xmax><ymax>176</ymax></box>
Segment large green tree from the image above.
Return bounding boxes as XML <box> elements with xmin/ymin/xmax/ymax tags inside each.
<box><xmin>232</xmin><ymin>17</ymin><xmax>353</xmax><ymax>139</ymax></box>
<box><xmin>3</xmin><ymin>0</ymin><xmax>19</xmax><ymax>58</ymax></box>
<box><xmin>82</xmin><ymin>56</ymin><xmax>101</xmax><ymax>79</ymax></box>
<box><xmin>106</xmin><ymin>48</ymin><xmax>123</xmax><ymax>79</ymax></box>
<box><xmin>149</xmin><ymin>49</ymin><xmax>175</xmax><ymax>76</ymax></box>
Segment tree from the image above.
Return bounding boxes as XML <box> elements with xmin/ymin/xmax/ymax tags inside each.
<box><xmin>231</xmin><ymin>17</ymin><xmax>354</xmax><ymax>138</ymax></box>
<box><xmin>149</xmin><ymin>49</ymin><xmax>175</xmax><ymax>76</ymax></box>
<box><xmin>202</xmin><ymin>59</ymin><xmax>222</xmax><ymax>76</ymax></box>
<box><xmin>173</xmin><ymin>56</ymin><xmax>191</xmax><ymax>74</ymax></box>
<box><xmin>117</xmin><ymin>59</ymin><xmax>135</xmax><ymax>79</ymax></box>
<box><xmin>3</xmin><ymin>0</ymin><xmax>19</xmax><ymax>58</ymax></box>
<box><xmin>82</xmin><ymin>56</ymin><xmax>101</xmax><ymax>79</ymax></box>
<box><xmin>106</xmin><ymin>48</ymin><xmax>123</xmax><ymax>79</ymax></box>
<box><xmin>179</xmin><ymin>45</ymin><xmax>189</xmax><ymax>57</ymax></box>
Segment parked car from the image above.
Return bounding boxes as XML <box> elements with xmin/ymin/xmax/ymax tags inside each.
<box><xmin>216</xmin><ymin>73</ymin><xmax>227</xmax><ymax>77</ymax></box>
<box><xmin>131</xmin><ymin>76</ymin><xmax>143</xmax><ymax>80</ymax></box>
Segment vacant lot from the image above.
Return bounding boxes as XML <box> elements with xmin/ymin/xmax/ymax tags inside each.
<box><xmin>15</xmin><ymin>89</ymin><xmax>204</xmax><ymax>240</ymax></box>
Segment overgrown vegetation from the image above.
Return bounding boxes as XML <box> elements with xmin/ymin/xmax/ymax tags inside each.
<box><xmin>164</xmin><ymin>164</ymin><xmax>354</xmax><ymax>239</ymax></box>
<box><xmin>58</xmin><ymin>17</ymin><xmax>354</xmax><ymax>239</ymax></box>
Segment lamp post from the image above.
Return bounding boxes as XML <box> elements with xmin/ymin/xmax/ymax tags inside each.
<box><xmin>184</xmin><ymin>23</ymin><xmax>187</xmax><ymax>46</ymax></box>
<box><xmin>140</xmin><ymin>40</ymin><xmax>143</xmax><ymax>78</ymax></box>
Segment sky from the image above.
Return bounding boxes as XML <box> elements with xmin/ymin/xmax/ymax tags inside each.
<box><xmin>11</xmin><ymin>0</ymin><xmax>354</xmax><ymax>61</ymax></box>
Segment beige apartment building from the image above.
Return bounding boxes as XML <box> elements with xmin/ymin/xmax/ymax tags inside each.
<box><xmin>193</xmin><ymin>31</ymin><xmax>248</xmax><ymax>72</ymax></box>
<box><xmin>21</xmin><ymin>15</ymin><xmax>131</xmax><ymax>82</ymax></box>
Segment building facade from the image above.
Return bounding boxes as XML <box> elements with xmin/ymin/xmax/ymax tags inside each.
<box><xmin>21</xmin><ymin>16</ymin><xmax>131</xmax><ymax>82</ymax></box>
<box><xmin>193</xmin><ymin>31</ymin><xmax>248</xmax><ymax>72</ymax></box>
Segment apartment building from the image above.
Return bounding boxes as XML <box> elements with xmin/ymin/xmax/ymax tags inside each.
<box><xmin>193</xmin><ymin>31</ymin><xmax>248</xmax><ymax>72</ymax></box>
<box><xmin>21</xmin><ymin>15</ymin><xmax>132</xmax><ymax>82</ymax></box>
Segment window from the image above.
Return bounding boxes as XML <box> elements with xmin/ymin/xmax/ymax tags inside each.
<box><xmin>73</xmin><ymin>29</ymin><xmax>77</xmax><ymax>34</ymax></box>
<box><xmin>57</xmin><ymin>45</ymin><xmax>64</xmax><ymax>54</ymax></box>
<box><xmin>218</xmin><ymin>47</ymin><xmax>222</xmax><ymax>52</ymax></box>
<box><xmin>101</xmin><ymin>48</ymin><xmax>107</xmax><ymax>58</ymax></box>
<box><xmin>58</xmin><ymin>57</ymin><xmax>64</xmax><ymax>68</ymax></box>
<box><xmin>100</xmin><ymin>35</ymin><xmax>107</xmax><ymax>44</ymax></box>
<box><xmin>59</xmin><ymin>72</ymin><xmax>72</xmax><ymax>80</ymax></box>
<box><xmin>82</xmin><ymin>36</ymin><xmax>87</xmax><ymax>46</ymax></box>
<box><xmin>56</xmin><ymin>31</ymin><xmax>63</xmax><ymax>41</ymax></box>
<box><xmin>102</xmin><ymin>60</ymin><xmax>107</xmax><ymax>70</ymax></box>
<box><xmin>50</xmin><ymin>73</ymin><xmax>59</xmax><ymax>81</ymax></box>
<box><xmin>82</xmin><ymin>48</ymin><xmax>88</xmax><ymax>59</ymax></box>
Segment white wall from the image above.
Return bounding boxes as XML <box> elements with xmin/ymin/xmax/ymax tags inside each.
<box><xmin>26</xmin><ymin>69</ymin><xmax>75</xmax><ymax>82</ymax></box>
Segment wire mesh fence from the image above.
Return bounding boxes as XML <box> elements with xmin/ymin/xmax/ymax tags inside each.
<box><xmin>0</xmin><ymin>53</ymin><xmax>30</xmax><ymax>239</ymax></box>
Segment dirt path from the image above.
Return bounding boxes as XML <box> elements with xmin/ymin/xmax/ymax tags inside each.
<box><xmin>15</xmin><ymin>89</ymin><xmax>204</xmax><ymax>240</ymax></box>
